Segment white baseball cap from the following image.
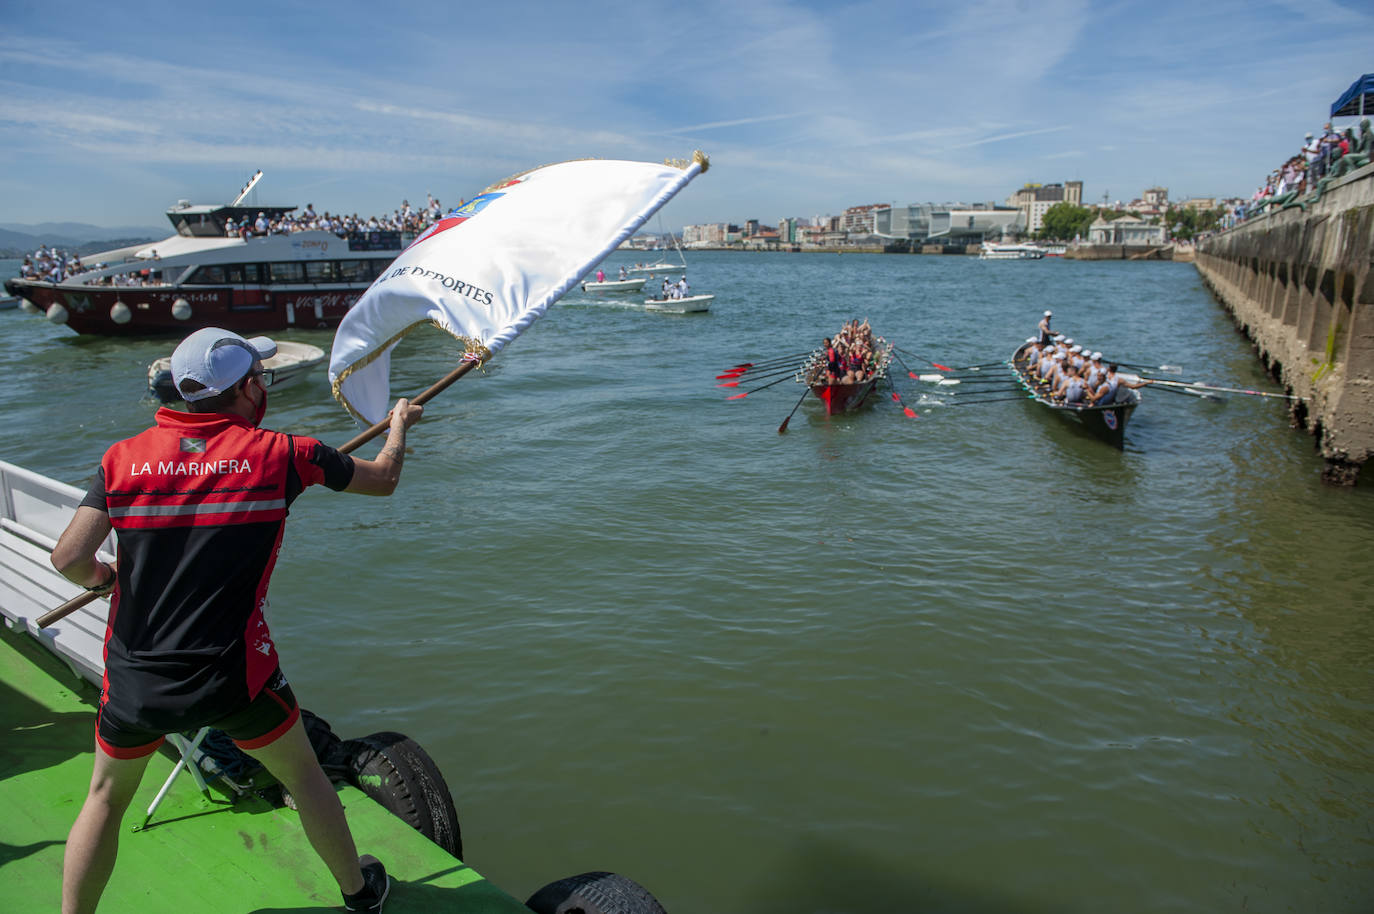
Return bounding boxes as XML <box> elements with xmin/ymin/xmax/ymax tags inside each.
<box><xmin>171</xmin><ymin>327</ymin><xmax>277</xmax><ymax>401</ymax></box>
<box><xmin>1043</xmin><ymin>310</ymin><xmax>1052</xmax><ymax>316</ymax></box>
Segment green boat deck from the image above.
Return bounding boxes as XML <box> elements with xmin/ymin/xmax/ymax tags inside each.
<box><xmin>0</xmin><ymin>624</ymin><xmax>530</xmax><ymax>913</ymax></box>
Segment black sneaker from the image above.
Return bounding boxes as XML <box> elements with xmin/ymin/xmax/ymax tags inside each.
<box><xmin>342</xmin><ymin>855</ymin><xmax>391</xmax><ymax>912</ymax></box>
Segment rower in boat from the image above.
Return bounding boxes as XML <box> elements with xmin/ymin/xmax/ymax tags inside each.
<box><xmin>1038</xmin><ymin>310</ymin><xmax>1053</xmax><ymax>344</ymax></box>
<box><xmin>1086</xmin><ymin>363</ymin><xmax>1152</xmax><ymax>405</ymax></box>
<box><xmin>1053</xmin><ymin>363</ymin><xmax>1089</xmax><ymax>405</ymax></box>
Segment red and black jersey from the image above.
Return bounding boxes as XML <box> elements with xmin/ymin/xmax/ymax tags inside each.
<box><xmin>81</xmin><ymin>408</ymin><xmax>353</xmax><ymax>734</ymax></box>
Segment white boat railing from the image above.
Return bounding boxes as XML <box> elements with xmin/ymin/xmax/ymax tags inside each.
<box><xmin>0</xmin><ymin>461</ymin><xmax>114</xmax><ymax>686</ymax></box>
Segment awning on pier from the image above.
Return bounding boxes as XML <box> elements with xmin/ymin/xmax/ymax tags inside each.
<box><xmin>1330</xmin><ymin>73</ymin><xmax>1374</xmax><ymax>118</ymax></box>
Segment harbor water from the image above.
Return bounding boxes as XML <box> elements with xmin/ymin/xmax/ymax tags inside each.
<box><xmin>2</xmin><ymin>253</ymin><xmax>1371</xmax><ymax>912</ymax></box>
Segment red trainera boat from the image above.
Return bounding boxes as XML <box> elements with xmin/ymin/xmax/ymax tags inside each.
<box><xmin>4</xmin><ymin>191</ymin><xmax>409</xmax><ymax>336</ymax></box>
<box><xmin>803</xmin><ymin>345</ymin><xmax>892</xmax><ymax>415</ymax></box>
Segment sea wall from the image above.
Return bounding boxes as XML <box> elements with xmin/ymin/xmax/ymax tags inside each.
<box><xmin>1195</xmin><ymin>163</ymin><xmax>1374</xmax><ymax>484</ymax></box>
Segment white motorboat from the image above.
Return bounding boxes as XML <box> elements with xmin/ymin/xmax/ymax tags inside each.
<box><xmin>147</xmin><ymin>339</ymin><xmax>327</xmax><ymax>402</ymax></box>
<box><xmin>625</xmin><ymin>260</ymin><xmax>679</xmax><ymax>273</ymax></box>
<box><xmin>644</xmin><ymin>294</ymin><xmax>714</xmax><ymax>313</ymax></box>
<box><xmin>979</xmin><ymin>242</ymin><xmax>1045</xmax><ymax>260</ymax></box>
<box><xmin>581</xmin><ymin>277</ymin><xmax>647</xmax><ymax>294</ymax></box>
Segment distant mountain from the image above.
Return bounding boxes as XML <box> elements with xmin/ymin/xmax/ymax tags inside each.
<box><xmin>0</xmin><ymin>221</ymin><xmax>168</xmax><ymax>242</ymax></box>
<box><xmin>0</xmin><ymin>222</ymin><xmax>165</xmax><ymax>258</ymax></box>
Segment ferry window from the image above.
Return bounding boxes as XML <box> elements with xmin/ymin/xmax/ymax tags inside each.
<box><xmin>225</xmin><ymin>265</ymin><xmax>243</xmax><ymax>283</ymax></box>
<box><xmin>337</xmin><ymin>260</ymin><xmax>370</xmax><ymax>282</ymax></box>
<box><xmin>269</xmin><ymin>262</ymin><xmax>304</xmax><ymax>283</ymax></box>
<box><xmin>243</xmin><ymin>263</ymin><xmax>261</xmax><ymax>283</ymax></box>
<box><xmin>188</xmin><ymin>265</ymin><xmax>226</xmax><ymax>283</ymax></box>
<box><xmin>304</xmin><ymin>261</ymin><xmax>336</xmax><ymax>282</ymax></box>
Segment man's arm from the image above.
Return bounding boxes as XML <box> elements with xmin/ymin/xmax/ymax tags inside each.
<box><xmin>345</xmin><ymin>398</ymin><xmax>424</xmax><ymax>496</ymax></box>
<box><xmin>51</xmin><ymin>506</ymin><xmax>115</xmax><ymax>589</ymax></box>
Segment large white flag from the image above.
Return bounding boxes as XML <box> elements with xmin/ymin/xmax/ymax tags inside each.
<box><xmin>329</xmin><ymin>154</ymin><xmax>708</xmax><ymax>423</ymax></box>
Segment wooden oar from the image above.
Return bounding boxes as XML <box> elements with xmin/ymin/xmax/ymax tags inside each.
<box><xmin>941</xmin><ymin>394</ymin><xmax>1035</xmax><ymax>405</ymax></box>
<box><xmin>890</xmin><ymin>349</ymin><xmax>923</xmax><ymax>381</ymax></box>
<box><xmin>1140</xmin><ymin>377</ymin><xmax>1303</xmax><ymax>400</ymax></box>
<box><xmin>777</xmin><ymin>388</ymin><xmax>810</xmax><ymax>433</ymax></box>
<box><xmin>727</xmin><ymin>373</ymin><xmax>798</xmax><ymax>400</ymax></box>
<box><xmin>716</xmin><ymin>364</ymin><xmax>801</xmax><ymax>388</ymax></box>
<box><xmin>1143</xmin><ymin>381</ymin><xmax>1223</xmax><ymax>401</ymax></box>
<box><xmin>38</xmin><ymin>359</ymin><xmax>481</xmax><ymax>630</ymax></box>
<box><xmin>726</xmin><ymin>350</ymin><xmax>813</xmax><ymax>372</ymax></box>
<box><xmin>715</xmin><ymin>354</ymin><xmax>814</xmax><ymax>380</ymax></box>
<box><xmin>886</xmin><ymin>379</ymin><xmax>918</xmax><ymax>419</ymax></box>
<box><xmin>893</xmin><ymin>347</ymin><xmax>953</xmax><ymax>372</ymax></box>
<box><xmin>942</xmin><ymin>360</ymin><xmax>1008</xmax><ymax>372</ymax></box>
<box><xmin>1119</xmin><ymin>361</ymin><xmax>1184</xmax><ymax>374</ymax></box>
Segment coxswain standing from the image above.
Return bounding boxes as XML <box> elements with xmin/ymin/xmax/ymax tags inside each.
<box><xmin>1037</xmin><ymin>310</ymin><xmax>1053</xmax><ymax>344</ymax></box>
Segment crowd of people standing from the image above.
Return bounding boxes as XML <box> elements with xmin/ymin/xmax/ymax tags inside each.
<box><xmin>224</xmin><ymin>195</ymin><xmax>444</xmax><ymax>240</ymax></box>
<box><xmin>812</xmin><ymin>319</ymin><xmax>890</xmax><ymax>385</ymax></box>
<box><xmin>1229</xmin><ymin>117</ymin><xmax>1372</xmax><ymax>225</ymax></box>
<box><xmin>14</xmin><ymin>195</ymin><xmax>448</xmax><ymax>286</ymax></box>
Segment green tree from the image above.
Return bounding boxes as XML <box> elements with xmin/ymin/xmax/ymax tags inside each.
<box><xmin>1037</xmin><ymin>202</ymin><xmax>1096</xmax><ymax>241</ymax></box>
<box><xmin>1165</xmin><ymin>205</ymin><xmax>1224</xmax><ymax>241</ymax></box>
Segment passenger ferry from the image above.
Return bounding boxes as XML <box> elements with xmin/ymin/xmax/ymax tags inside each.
<box><xmin>978</xmin><ymin>241</ymin><xmax>1046</xmax><ymax>260</ymax></box>
<box><xmin>4</xmin><ymin>184</ymin><xmax>409</xmax><ymax>336</ymax></box>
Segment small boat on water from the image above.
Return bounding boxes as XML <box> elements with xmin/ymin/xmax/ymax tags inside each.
<box><xmin>0</xmin><ymin>295</ymin><xmax>19</xmax><ymax>311</ymax></box>
<box><xmin>581</xmin><ymin>277</ymin><xmax>646</xmax><ymax>294</ymax></box>
<box><xmin>1011</xmin><ymin>343</ymin><xmax>1139</xmax><ymax>447</ymax></box>
<box><xmin>644</xmin><ymin>293</ymin><xmax>714</xmax><ymax>313</ymax></box>
<box><xmin>979</xmin><ymin>241</ymin><xmax>1045</xmax><ymax>260</ymax></box>
<box><xmin>625</xmin><ymin>260</ymin><xmax>678</xmax><ymax>273</ymax></box>
<box><xmin>802</xmin><ymin>339</ymin><xmax>893</xmax><ymax>415</ymax></box>
<box><xmin>147</xmin><ymin>339</ymin><xmax>327</xmax><ymax>402</ymax></box>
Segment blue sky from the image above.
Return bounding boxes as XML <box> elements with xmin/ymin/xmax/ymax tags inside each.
<box><xmin>1</xmin><ymin>0</ymin><xmax>1369</xmax><ymax>231</ymax></box>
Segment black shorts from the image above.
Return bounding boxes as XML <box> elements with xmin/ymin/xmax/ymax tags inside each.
<box><xmin>96</xmin><ymin>667</ymin><xmax>300</xmax><ymax>759</ymax></box>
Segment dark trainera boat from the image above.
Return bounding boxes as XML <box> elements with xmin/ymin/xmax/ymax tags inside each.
<box><xmin>1011</xmin><ymin>343</ymin><xmax>1139</xmax><ymax>448</ymax></box>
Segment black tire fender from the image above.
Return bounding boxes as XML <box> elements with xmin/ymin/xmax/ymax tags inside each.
<box><xmin>525</xmin><ymin>871</ymin><xmax>667</xmax><ymax>914</ymax></box>
<box><xmin>341</xmin><ymin>730</ymin><xmax>463</xmax><ymax>860</ymax></box>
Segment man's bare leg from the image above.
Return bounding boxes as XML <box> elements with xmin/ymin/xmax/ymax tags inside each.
<box><xmin>242</xmin><ymin>716</ymin><xmax>365</xmax><ymax>894</ymax></box>
<box><xmin>62</xmin><ymin>745</ymin><xmax>152</xmax><ymax>914</ymax></box>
